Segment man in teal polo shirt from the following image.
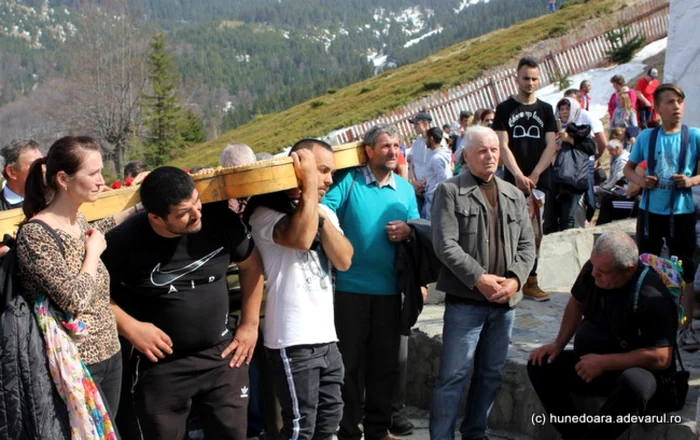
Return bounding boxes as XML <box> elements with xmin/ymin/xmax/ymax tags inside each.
<box><xmin>323</xmin><ymin>123</ymin><xmax>419</xmax><ymax>440</ymax></box>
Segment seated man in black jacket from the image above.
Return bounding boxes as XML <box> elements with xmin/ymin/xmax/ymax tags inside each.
<box><xmin>528</xmin><ymin>231</ymin><xmax>678</xmax><ymax>440</ymax></box>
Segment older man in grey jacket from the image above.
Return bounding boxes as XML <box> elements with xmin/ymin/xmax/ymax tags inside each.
<box><xmin>429</xmin><ymin>126</ymin><xmax>535</xmax><ymax>440</ymax></box>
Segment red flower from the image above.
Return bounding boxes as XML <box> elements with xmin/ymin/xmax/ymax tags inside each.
<box><xmin>111</xmin><ymin>181</ymin><xmax>122</xmax><ymax>190</ymax></box>
<box><xmin>124</xmin><ymin>177</ymin><xmax>134</xmax><ymax>187</ymax></box>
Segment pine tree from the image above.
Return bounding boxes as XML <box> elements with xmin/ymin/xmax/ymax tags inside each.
<box><xmin>142</xmin><ymin>32</ymin><xmax>184</xmax><ymax>167</ymax></box>
<box><xmin>181</xmin><ymin>108</ymin><xmax>207</xmax><ymax>145</ymax></box>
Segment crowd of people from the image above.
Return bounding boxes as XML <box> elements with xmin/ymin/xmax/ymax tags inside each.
<box><xmin>0</xmin><ymin>54</ymin><xmax>697</xmax><ymax>440</ymax></box>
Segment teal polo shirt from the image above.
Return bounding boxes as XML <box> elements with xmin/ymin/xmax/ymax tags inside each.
<box><xmin>322</xmin><ymin>166</ymin><xmax>419</xmax><ymax>295</ymax></box>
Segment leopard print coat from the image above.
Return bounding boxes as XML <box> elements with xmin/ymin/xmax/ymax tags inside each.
<box><xmin>16</xmin><ymin>213</ymin><xmax>119</xmax><ymax>365</ymax></box>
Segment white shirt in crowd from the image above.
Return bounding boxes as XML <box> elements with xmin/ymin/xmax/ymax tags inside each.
<box><xmin>408</xmin><ymin>136</ymin><xmax>429</xmax><ymax>182</ymax></box>
<box><xmin>249</xmin><ymin>203</ymin><xmax>341</xmax><ymax>349</ymax></box>
<box><xmin>422</xmin><ymin>148</ymin><xmax>453</xmax><ymax>219</ymax></box>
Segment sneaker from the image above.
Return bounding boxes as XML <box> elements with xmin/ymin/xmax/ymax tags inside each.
<box><xmin>522</xmin><ymin>276</ymin><xmax>550</xmax><ymax>302</ymax></box>
<box><xmin>389</xmin><ymin>415</ymin><xmax>414</xmax><ymax>436</ymax></box>
<box><xmin>679</xmin><ymin>328</ymin><xmax>700</xmax><ymax>352</ymax></box>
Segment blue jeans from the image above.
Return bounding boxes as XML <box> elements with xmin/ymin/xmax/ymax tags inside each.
<box><xmin>429</xmin><ymin>302</ymin><xmax>515</xmax><ymax>440</ymax></box>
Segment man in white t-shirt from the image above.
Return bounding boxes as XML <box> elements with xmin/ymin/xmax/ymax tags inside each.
<box><xmin>247</xmin><ymin>138</ymin><xmax>354</xmax><ymax>440</ymax></box>
<box><xmin>422</xmin><ymin>127</ymin><xmax>452</xmax><ymax>220</ymax></box>
<box><xmin>407</xmin><ymin>111</ymin><xmax>432</xmax><ymax>209</ymax></box>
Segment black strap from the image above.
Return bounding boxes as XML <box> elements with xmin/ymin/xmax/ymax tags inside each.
<box><xmin>24</xmin><ymin>219</ymin><xmax>66</xmax><ymax>257</ymax></box>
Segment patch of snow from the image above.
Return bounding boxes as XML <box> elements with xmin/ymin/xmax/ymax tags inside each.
<box><xmin>235</xmin><ymin>54</ymin><xmax>251</xmax><ymax>62</ymax></box>
<box><xmin>394</xmin><ymin>7</ymin><xmax>425</xmax><ymax>36</ymax></box>
<box><xmin>339</xmin><ymin>27</ymin><xmax>348</xmax><ymax>36</ymax></box>
<box><xmin>404</xmin><ymin>27</ymin><xmax>443</xmax><ymax>48</ymax></box>
<box><xmin>223</xmin><ymin>101</ymin><xmax>233</xmax><ymax>112</ymax></box>
<box><xmin>537</xmin><ymin>37</ymin><xmax>668</xmax><ymax>123</ymax></box>
<box><xmin>367</xmin><ymin>53</ymin><xmax>388</xmax><ymax>68</ymax></box>
<box><xmin>454</xmin><ymin>0</ymin><xmax>482</xmax><ymax>14</ymax></box>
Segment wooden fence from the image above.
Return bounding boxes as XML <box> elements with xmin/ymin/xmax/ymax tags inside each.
<box><xmin>330</xmin><ymin>0</ymin><xmax>669</xmax><ymax>145</ymax></box>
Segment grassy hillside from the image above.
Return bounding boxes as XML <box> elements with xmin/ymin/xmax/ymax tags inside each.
<box><xmin>170</xmin><ymin>0</ymin><xmax>624</xmax><ymax>167</ymax></box>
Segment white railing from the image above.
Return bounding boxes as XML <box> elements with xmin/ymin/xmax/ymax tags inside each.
<box><xmin>330</xmin><ymin>0</ymin><xmax>670</xmax><ymax>145</ymax></box>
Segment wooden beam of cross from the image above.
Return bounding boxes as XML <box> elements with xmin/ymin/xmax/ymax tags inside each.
<box><xmin>0</xmin><ymin>142</ymin><xmax>366</xmax><ymax>237</ymax></box>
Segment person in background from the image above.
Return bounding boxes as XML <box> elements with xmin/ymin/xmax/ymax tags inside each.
<box><xmin>479</xmin><ymin>109</ymin><xmax>495</xmax><ymax>127</ymax></box>
<box><xmin>635</xmin><ymin>68</ymin><xmax>660</xmax><ymax>129</ymax></box>
<box><xmin>407</xmin><ymin>111</ymin><xmax>433</xmax><ymax>211</ymax></box>
<box><xmin>442</xmin><ymin>124</ymin><xmax>452</xmax><ymax>136</ymax></box>
<box><xmin>220</xmin><ymin>143</ymin><xmax>258</xmax><ymax>216</ymax></box>
<box><xmin>455</xmin><ymin>110</ymin><xmax>473</xmax><ymax>157</ymax></box>
<box><xmin>598</xmin><ymin>140</ymin><xmax>630</xmax><ymax>193</ymax></box>
<box><xmin>610</xmin><ymin>93</ymin><xmax>638</xmax><ymax>131</ymax></box>
<box><xmin>493</xmin><ymin>56</ymin><xmax>558</xmax><ymax>302</ymax></box>
<box><xmin>111</xmin><ymin>160</ymin><xmax>150</xmax><ymax>189</ymax></box>
<box><xmin>422</xmin><ymin>127</ymin><xmax>452</xmax><ymax>220</ymax></box>
<box><xmin>0</xmin><ymin>139</ymin><xmax>43</xmax><ymax>210</ymax></box>
<box><xmin>552</xmin><ymin>97</ymin><xmax>596</xmax><ymax>231</ymax></box>
<box><xmin>0</xmin><ymin>139</ymin><xmax>43</xmax><ymax>257</ymax></box>
<box><xmin>607</xmin><ymin>75</ymin><xmax>638</xmax><ymax>119</ymax></box>
<box><xmin>563</xmin><ymin>88</ymin><xmax>608</xmax><ymax>228</ymax></box>
<box><xmin>580</xmin><ymin>80</ymin><xmax>592</xmax><ymax>111</ymax></box>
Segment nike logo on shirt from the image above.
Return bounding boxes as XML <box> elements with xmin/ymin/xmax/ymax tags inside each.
<box><xmin>150</xmin><ymin>247</ymin><xmax>224</xmax><ymax>287</ymax></box>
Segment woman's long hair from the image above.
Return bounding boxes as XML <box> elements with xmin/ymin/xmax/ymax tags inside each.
<box><xmin>23</xmin><ymin>136</ymin><xmax>100</xmax><ymax>219</ymax></box>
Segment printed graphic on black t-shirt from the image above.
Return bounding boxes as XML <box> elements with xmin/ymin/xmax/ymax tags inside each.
<box><xmin>103</xmin><ymin>201</ymin><xmax>254</xmax><ymax>352</ymax></box>
<box><xmin>493</xmin><ymin>97</ymin><xmax>557</xmax><ymax>189</ymax></box>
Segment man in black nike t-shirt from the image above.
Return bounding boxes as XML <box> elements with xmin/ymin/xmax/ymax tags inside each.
<box><xmin>103</xmin><ymin>166</ymin><xmax>264</xmax><ymax>440</ymax></box>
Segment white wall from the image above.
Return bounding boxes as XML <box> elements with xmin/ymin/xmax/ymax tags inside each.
<box><xmin>665</xmin><ymin>0</ymin><xmax>700</xmax><ymax>127</ymax></box>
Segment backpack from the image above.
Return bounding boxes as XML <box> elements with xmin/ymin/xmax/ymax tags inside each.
<box><xmin>642</xmin><ymin>124</ymin><xmax>692</xmax><ymax>239</ymax></box>
<box><xmin>635</xmin><ymin>253</ymin><xmax>685</xmax><ymax>327</ymax></box>
<box><xmin>633</xmin><ymin>253</ymin><xmax>689</xmax><ymax>412</ymax></box>
<box><xmin>552</xmin><ymin>123</ymin><xmax>594</xmax><ymax>193</ymax></box>
<box><xmin>0</xmin><ymin>220</ymin><xmax>70</xmax><ymax>439</ymax></box>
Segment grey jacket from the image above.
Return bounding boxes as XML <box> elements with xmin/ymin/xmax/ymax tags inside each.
<box><xmin>431</xmin><ymin>172</ymin><xmax>536</xmax><ymax>307</ymax></box>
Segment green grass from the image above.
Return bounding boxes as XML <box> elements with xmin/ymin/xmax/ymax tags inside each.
<box><xmin>170</xmin><ymin>0</ymin><xmax>622</xmax><ymax>167</ymax></box>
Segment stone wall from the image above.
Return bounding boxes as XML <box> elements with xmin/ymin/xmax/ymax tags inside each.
<box><xmin>408</xmin><ymin>220</ymin><xmax>697</xmax><ymax>439</ymax></box>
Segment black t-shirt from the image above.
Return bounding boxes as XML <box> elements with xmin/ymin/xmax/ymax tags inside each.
<box><xmin>492</xmin><ymin>97</ymin><xmax>557</xmax><ymax>189</ymax></box>
<box><xmin>571</xmin><ymin>261</ymin><xmax>677</xmax><ymax>359</ymax></box>
<box><xmin>103</xmin><ymin>201</ymin><xmax>255</xmax><ymax>353</ymax></box>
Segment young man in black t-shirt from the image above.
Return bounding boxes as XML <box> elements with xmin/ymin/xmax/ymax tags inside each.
<box><xmin>493</xmin><ymin>56</ymin><xmax>559</xmax><ymax>302</ymax></box>
<box><xmin>103</xmin><ymin>167</ymin><xmax>264</xmax><ymax>440</ymax></box>
<box><xmin>527</xmin><ymin>232</ymin><xmax>677</xmax><ymax>440</ymax></box>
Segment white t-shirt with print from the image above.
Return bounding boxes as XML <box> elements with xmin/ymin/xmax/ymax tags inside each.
<box><xmin>249</xmin><ymin>204</ymin><xmax>341</xmax><ymax>349</ymax></box>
